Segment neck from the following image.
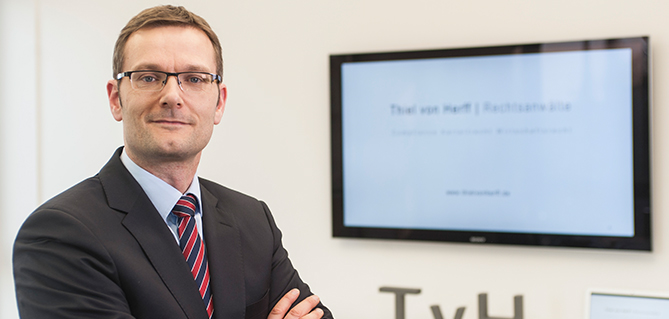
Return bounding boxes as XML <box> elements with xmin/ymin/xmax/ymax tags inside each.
<box><xmin>126</xmin><ymin>149</ymin><xmax>201</xmax><ymax>194</ymax></box>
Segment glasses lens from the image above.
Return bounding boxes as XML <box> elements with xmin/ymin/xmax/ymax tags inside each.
<box><xmin>130</xmin><ymin>72</ymin><xmax>167</xmax><ymax>91</ymax></box>
<box><xmin>178</xmin><ymin>73</ymin><xmax>215</xmax><ymax>91</ymax></box>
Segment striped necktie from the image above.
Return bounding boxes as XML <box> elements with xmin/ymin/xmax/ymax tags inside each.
<box><xmin>172</xmin><ymin>194</ymin><xmax>214</xmax><ymax>318</ymax></box>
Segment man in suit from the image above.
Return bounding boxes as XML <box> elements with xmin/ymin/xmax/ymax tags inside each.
<box><xmin>13</xmin><ymin>5</ymin><xmax>333</xmax><ymax>319</ymax></box>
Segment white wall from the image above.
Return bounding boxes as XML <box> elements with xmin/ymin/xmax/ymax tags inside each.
<box><xmin>0</xmin><ymin>1</ymin><xmax>37</xmax><ymax>318</ymax></box>
<box><xmin>2</xmin><ymin>0</ymin><xmax>669</xmax><ymax>318</ymax></box>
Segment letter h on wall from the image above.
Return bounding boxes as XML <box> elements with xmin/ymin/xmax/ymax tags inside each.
<box><xmin>431</xmin><ymin>293</ymin><xmax>522</xmax><ymax>319</ymax></box>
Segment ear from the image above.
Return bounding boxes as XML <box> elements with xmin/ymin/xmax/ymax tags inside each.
<box><xmin>213</xmin><ymin>84</ymin><xmax>227</xmax><ymax>125</ymax></box>
<box><xmin>107</xmin><ymin>79</ymin><xmax>123</xmax><ymax>122</ymax></box>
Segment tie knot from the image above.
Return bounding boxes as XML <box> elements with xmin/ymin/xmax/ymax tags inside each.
<box><xmin>172</xmin><ymin>193</ymin><xmax>198</xmax><ymax>217</ymax></box>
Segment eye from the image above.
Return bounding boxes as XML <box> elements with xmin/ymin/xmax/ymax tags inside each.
<box><xmin>184</xmin><ymin>74</ymin><xmax>208</xmax><ymax>84</ymax></box>
<box><xmin>136</xmin><ymin>73</ymin><xmax>159</xmax><ymax>83</ymax></box>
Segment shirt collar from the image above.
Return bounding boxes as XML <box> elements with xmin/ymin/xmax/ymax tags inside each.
<box><xmin>120</xmin><ymin>149</ymin><xmax>203</xmax><ymax>222</ymax></box>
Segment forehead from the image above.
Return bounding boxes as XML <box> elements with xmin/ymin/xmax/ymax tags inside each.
<box><xmin>122</xmin><ymin>25</ymin><xmax>216</xmax><ymax>73</ymax></box>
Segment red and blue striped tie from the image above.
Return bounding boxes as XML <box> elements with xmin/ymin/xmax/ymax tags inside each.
<box><xmin>172</xmin><ymin>194</ymin><xmax>214</xmax><ymax>318</ymax></box>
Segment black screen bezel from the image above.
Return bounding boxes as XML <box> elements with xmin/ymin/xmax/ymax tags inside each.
<box><xmin>330</xmin><ymin>37</ymin><xmax>651</xmax><ymax>250</ymax></box>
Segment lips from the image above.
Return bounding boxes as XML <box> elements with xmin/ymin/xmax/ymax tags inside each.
<box><xmin>149</xmin><ymin>118</ymin><xmax>192</xmax><ymax>131</ymax></box>
<box><xmin>153</xmin><ymin>119</ymin><xmax>188</xmax><ymax>125</ymax></box>
<box><xmin>145</xmin><ymin>110</ymin><xmax>194</xmax><ymax>129</ymax></box>
<box><xmin>146</xmin><ymin>113</ymin><xmax>192</xmax><ymax>125</ymax></box>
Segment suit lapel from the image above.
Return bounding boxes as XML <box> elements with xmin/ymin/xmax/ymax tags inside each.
<box><xmin>201</xmin><ymin>185</ymin><xmax>246</xmax><ymax>319</ymax></box>
<box><xmin>99</xmin><ymin>147</ymin><xmax>209</xmax><ymax>319</ymax></box>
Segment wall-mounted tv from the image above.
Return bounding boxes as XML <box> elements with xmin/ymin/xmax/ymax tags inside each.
<box><xmin>330</xmin><ymin>37</ymin><xmax>650</xmax><ymax>250</ymax></box>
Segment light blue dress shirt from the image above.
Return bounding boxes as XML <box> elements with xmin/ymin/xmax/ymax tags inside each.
<box><xmin>120</xmin><ymin>149</ymin><xmax>204</xmax><ymax>243</ymax></box>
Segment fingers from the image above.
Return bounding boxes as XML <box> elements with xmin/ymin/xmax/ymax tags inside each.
<box><xmin>299</xmin><ymin>307</ymin><xmax>324</xmax><ymax>319</ymax></box>
<box><xmin>267</xmin><ymin>289</ymin><xmax>324</xmax><ymax>319</ymax></box>
<box><xmin>284</xmin><ymin>299</ymin><xmax>323</xmax><ymax>319</ymax></box>
<box><xmin>268</xmin><ymin>289</ymin><xmax>300</xmax><ymax>319</ymax></box>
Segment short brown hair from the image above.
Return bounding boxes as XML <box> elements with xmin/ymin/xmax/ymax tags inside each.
<box><xmin>112</xmin><ymin>5</ymin><xmax>223</xmax><ymax>78</ymax></box>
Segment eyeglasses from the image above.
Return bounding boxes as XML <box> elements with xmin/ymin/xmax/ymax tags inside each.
<box><xmin>116</xmin><ymin>70</ymin><xmax>222</xmax><ymax>92</ymax></box>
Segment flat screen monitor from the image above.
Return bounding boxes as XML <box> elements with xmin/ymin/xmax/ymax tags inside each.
<box><xmin>588</xmin><ymin>290</ymin><xmax>669</xmax><ymax>319</ymax></box>
<box><xmin>330</xmin><ymin>37</ymin><xmax>651</xmax><ymax>250</ymax></box>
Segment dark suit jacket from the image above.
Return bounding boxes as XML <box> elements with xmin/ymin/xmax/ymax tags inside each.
<box><xmin>13</xmin><ymin>147</ymin><xmax>333</xmax><ymax>319</ymax></box>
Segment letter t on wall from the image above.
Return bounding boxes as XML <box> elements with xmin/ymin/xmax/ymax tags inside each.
<box><xmin>379</xmin><ymin>287</ymin><xmax>421</xmax><ymax>319</ymax></box>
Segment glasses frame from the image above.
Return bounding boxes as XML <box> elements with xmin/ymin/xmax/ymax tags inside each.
<box><xmin>116</xmin><ymin>70</ymin><xmax>222</xmax><ymax>92</ymax></box>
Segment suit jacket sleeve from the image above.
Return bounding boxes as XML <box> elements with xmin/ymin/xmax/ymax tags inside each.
<box><xmin>261</xmin><ymin>202</ymin><xmax>333</xmax><ymax>319</ymax></box>
<box><xmin>14</xmin><ymin>207</ymin><xmax>135</xmax><ymax>319</ymax></box>
<box><xmin>200</xmin><ymin>178</ymin><xmax>334</xmax><ymax>319</ymax></box>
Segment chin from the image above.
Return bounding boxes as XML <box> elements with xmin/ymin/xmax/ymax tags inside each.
<box><xmin>158</xmin><ymin>143</ymin><xmax>203</xmax><ymax>160</ymax></box>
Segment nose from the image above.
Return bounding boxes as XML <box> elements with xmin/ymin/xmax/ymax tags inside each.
<box><xmin>160</xmin><ymin>75</ymin><xmax>184</xmax><ymax>108</ymax></box>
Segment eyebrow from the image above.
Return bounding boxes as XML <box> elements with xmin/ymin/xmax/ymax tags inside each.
<box><xmin>130</xmin><ymin>63</ymin><xmax>214</xmax><ymax>73</ymax></box>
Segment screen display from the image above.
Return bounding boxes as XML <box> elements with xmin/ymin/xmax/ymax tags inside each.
<box><xmin>342</xmin><ymin>49</ymin><xmax>633</xmax><ymax>236</ymax></box>
<box><xmin>591</xmin><ymin>293</ymin><xmax>669</xmax><ymax>319</ymax></box>
<box><xmin>331</xmin><ymin>37</ymin><xmax>650</xmax><ymax>249</ymax></box>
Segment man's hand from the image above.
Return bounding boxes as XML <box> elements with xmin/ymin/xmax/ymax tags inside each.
<box><xmin>268</xmin><ymin>289</ymin><xmax>324</xmax><ymax>319</ymax></box>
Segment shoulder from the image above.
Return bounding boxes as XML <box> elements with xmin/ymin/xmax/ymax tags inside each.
<box><xmin>199</xmin><ymin>178</ymin><xmax>263</xmax><ymax>207</ymax></box>
<box><xmin>21</xmin><ymin>175</ymin><xmax>125</xmax><ymax>240</ymax></box>
<box><xmin>37</xmin><ymin>175</ymin><xmax>108</xmax><ymax>215</ymax></box>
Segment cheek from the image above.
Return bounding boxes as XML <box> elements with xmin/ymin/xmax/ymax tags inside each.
<box><xmin>122</xmin><ymin>94</ymin><xmax>153</xmax><ymax>118</ymax></box>
<box><xmin>119</xmin><ymin>101</ymin><xmax>146</xmax><ymax>131</ymax></box>
<box><xmin>197</xmin><ymin>98</ymin><xmax>221</xmax><ymax>124</ymax></box>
